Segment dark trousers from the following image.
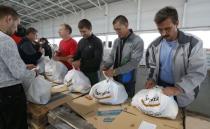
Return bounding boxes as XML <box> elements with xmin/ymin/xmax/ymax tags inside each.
<box><xmin>0</xmin><ymin>84</ymin><xmax>28</xmax><ymax>129</ymax></box>
<box><xmin>123</xmin><ymin>81</ymin><xmax>136</xmax><ymax>98</ymax></box>
<box><xmin>114</xmin><ymin>76</ymin><xmax>136</xmax><ymax>98</ymax></box>
<box><xmin>84</xmin><ymin>71</ymin><xmax>99</xmax><ymax>86</ymax></box>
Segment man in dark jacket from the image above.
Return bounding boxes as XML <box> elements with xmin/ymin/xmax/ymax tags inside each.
<box><xmin>72</xmin><ymin>19</ymin><xmax>103</xmax><ymax>85</ymax></box>
<box><xmin>18</xmin><ymin>27</ymin><xmax>43</xmax><ymax>65</ymax></box>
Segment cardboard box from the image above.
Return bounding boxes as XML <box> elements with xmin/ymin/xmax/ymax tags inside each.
<box><xmin>185</xmin><ymin>112</ymin><xmax>210</xmax><ymax>129</ymax></box>
<box><xmin>66</xmin><ymin>95</ymin><xmax>124</xmax><ymax>129</ymax></box>
<box><xmin>66</xmin><ymin>96</ymin><xmax>184</xmax><ymax>129</ymax></box>
<box><xmin>28</xmin><ymin>119</ymin><xmax>47</xmax><ymax>129</ymax></box>
<box><xmin>27</xmin><ymin>92</ymin><xmax>81</xmax><ymax>125</ymax></box>
<box><xmin>110</xmin><ymin>105</ymin><xmax>183</xmax><ymax>129</ymax></box>
<box><xmin>47</xmin><ymin>106</ymin><xmax>96</xmax><ymax>129</ymax></box>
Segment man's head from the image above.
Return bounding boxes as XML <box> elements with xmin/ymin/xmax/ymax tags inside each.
<box><xmin>78</xmin><ymin>19</ymin><xmax>92</xmax><ymax>39</ymax></box>
<box><xmin>59</xmin><ymin>24</ymin><xmax>72</xmax><ymax>39</ymax></box>
<box><xmin>113</xmin><ymin>15</ymin><xmax>129</xmax><ymax>39</ymax></box>
<box><xmin>26</xmin><ymin>27</ymin><xmax>37</xmax><ymax>42</ymax></box>
<box><xmin>39</xmin><ymin>37</ymin><xmax>48</xmax><ymax>45</ymax></box>
<box><xmin>0</xmin><ymin>5</ymin><xmax>20</xmax><ymax>36</ymax></box>
<box><xmin>15</xmin><ymin>24</ymin><xmax>26</xmax><ymax>37</ymax></box>
<box><xmin>154</xmin><ymin>6</ymin><xmax>179</xmax><ymax>41</ymax></box>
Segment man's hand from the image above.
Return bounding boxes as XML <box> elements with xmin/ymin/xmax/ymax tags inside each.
<box><xmin>26</xmin><ymin>64</ymin><xmax>36</xmax><ymax>70</ymax></box>
<box><xmin>101</xmin><ymin>66</ymin><xmax>108</xmax><ymax>71</ymax></box>
<box><xmin>162</xmin><ymin>87</ymin><xmax>183</xmax><ymax>96</ymax></box>
<box><xmin>53</xmin><ymin>56</ymin><xmax>60</xmax><ymax>61</ymax></box>
<box><xmin>67</xmin><ymin>58</ymin><xmax>73</xmax><ymax>64</ymax></box>
<box><xmin>30</xmin><ymin>67</ymin><xmax>39</xmax><ymax>77</ymax></box>
<box><xmin>39</xmin><ymin>48</ymin><xmax>45</xmax><ymax>54</ymax></box>
<box><xmin>72</xmin><ymin>60</ymin><xmax>80</xmax><ymax>69</ymax></box>
<box><xmin>145</xmin><ymin>79</ymin><xmax>156</xmax><ymax>89</ymax></box>
<box><xmin>54</xmin><ymin>55</ymin><xmax>73</xmax><ymax>62</ymax></box>
<box><xmin>54</xmin><ymin>51</ymin><xmax>60</xmax><ymax>56</ymax></box>
<box><xmin>104</xmin><ymin>69</ymin><xmax>115</xmax><ymax>77</ymax></box>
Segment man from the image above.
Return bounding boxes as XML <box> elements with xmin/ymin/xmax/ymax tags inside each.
<box><xmin>102</xmin><ymin>15</ymin><xmax>144</xmax><ymax>97</ymax></box>
<box><xmin>18</xmin><ymin>27</ymin><xmax>43</xmax><ymax>65</ymax></box>
<box><xmin>54</xmin><ymin>24</ymin><xmax>77</xmax><ymax>70</ymax></box>
<box><xmin>72</xmin><ymin>19</ymin><xmax>103</xmax><ymax>85</ymax></box>
<box><xmin>145</xmin><ymin>6</ymin><xmax>207</xmax><ymax>107</ymax></box>
<box><xmin>0</xmin><ymin>5</ymin><xmax>36</xmax><ymax>129</ymax></box>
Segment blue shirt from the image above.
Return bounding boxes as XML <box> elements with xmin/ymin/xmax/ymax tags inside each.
<box><xmin>159</xmin><ymin>39</ymin><xmax>177</xmax><ymax>84</ymax></box>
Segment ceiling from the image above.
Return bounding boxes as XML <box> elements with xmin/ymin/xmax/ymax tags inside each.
<box><xmin>0</xmin><ymin>0</ymin><xmax>123</xmax><ymax>26</ymax></box>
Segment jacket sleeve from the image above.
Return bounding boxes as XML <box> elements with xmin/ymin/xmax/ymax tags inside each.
<box><xmin>145</xmin><ymin>44</ymin><xmax>158</xmax><ymax>82</ymax></box>
<box><xmin>102</xmin><ymin>39</ymin><xmax>118</xmax><ymax>69</ymax></box>
<box><xmin>73</xmin><ymin>41</ymin><xmax>82</xmax><ymax>61</ymax></box>
<box><xmin>82</xmin><ymin>39</ymin><xmax>103</xmax><ymax>68</ymax></box>
<box><xmin>20</xmin><ymin>41</ymin><xmax>42</xmax><ymax>63</ymax></box>
<box><xmin>176</xmin><ymin>40</ymin><xmax>207</xmax><ymax>93</ymax></box>
<box><xmin>115</xmin><ymin>37</ymin><xmax>144</xmax><ymax>75</ymax></box>
<box><xmin>0</xmin><ymin>38</ymin><xmax>36</xmax><ymax>83</ymax></box>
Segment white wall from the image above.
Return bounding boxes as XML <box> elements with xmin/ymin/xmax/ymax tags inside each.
<box><xmin>29</xmin><ymin>0</ymin><xmax>210</xmax><ymax>38</ymax></box>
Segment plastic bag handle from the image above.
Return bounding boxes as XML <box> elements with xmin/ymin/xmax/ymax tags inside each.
<box><xmin>102</xmin><ymin>71</ymin><xmax>113</xmax><ymax>82</ymax></box>
<box><xmin>72</xmin><ymin>65</ymin><xmax>80</xmax><ymax>71</ymax></box>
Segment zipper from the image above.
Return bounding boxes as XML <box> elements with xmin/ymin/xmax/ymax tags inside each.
<box><xmin>182</xmin><ymin>45</ymin><xmax>187</xmax><ymax>74</ymax></box>
<box><xmin>172</xmin><ymin>43</ymin><xmax>180</xmax><ymax>83</ymax></box>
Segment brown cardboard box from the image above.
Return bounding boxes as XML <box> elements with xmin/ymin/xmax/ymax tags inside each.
<box><xmin>110</xmin><ymin>105</ymin><xmax>183</xmax><ymax>129</ymax></box>
<box><xmin>66</xmin><ymin>96</ymin><xmax>184</xmax><ymax>129</ymax></box>
<box><xmin>28</xmin><ymin>120</ymin><xmax>47</xmax><ymax>129</ymax></box>
<box><xmin>67</xmin><ymin>95</ymin><xmax>99</xmax><ymax>118</ymax></box>
<box><xmin>66</xmin><ymin>95</ymin><xmax>124</xmax><ymax>129</ymax></box>
<box><xmin>51</xmin><ymin>84</ymin><xmax>69</xmax><ymax>94</ymax></box>
<box><xmin>185</xmin><ymin>112</ymin><xmax>210</xmax><ymax>129</ymax></box>
<box><xmin>27</xmin><ymin>93</ymin><xmax>81</xmax><ymax>125</ymax></box>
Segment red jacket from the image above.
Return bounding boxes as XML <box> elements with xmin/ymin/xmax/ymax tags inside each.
<box><xmin>11</xmin><ymin>34</ymin><xmax>22</xmax><ymax>45</ymax></box>
<box><xmin>57</xmin><ymin>38</ymin><xmax>77</xmax><ymax>69</ymax></box>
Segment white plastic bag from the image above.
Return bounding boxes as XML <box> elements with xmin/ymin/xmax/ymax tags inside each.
<box><xmin>23</xmin><ymin>76</ymin><xmax>52</xmax><ymax>104</ymax></box>
<box><xmin>45</xmin><ymin>59</ymin><xmax>54</xmax><ymax>75</ymax></box>
<box><xmin>47</xmin><ymin>60</ymin><xmax>68</xmax><ymax>83</ymax></box>
<box><xmin>37</xmin><ymin>56</ymin><xmax>51</xmax><ymax>74</ymax></box>
<box><xmin>89</xmin><ymin>79</ymin><xmax>128</xmax><ymax>105</ymax></box>
<box><xmin>64</xmin><ymin>69</ymin><xmax>91</xmax><ymax>93</ymax></box>
<box><xmin>131</xmin><ymin>86</ymin><xmax>178</xmax><ymax>119</ymax></box>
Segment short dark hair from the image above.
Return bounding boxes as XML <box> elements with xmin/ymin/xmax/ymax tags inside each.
<box><xmin>78</xmin><ymin>19</ymin><xmax>92</xmax><ymax>30</ymax></box>
<box><xmin>61</xmin><ymin>23</ymin><xmax>72</xmax><ymax>34</ymax></box>
<box><xmin>15</xmin><ymin>25</ymin><xmax>26</xmax><ymax>37</ymax></box>
<box><xmin>113</xmin><ymin>15</ymin><xmax>128</xmax><ymax>25</ymax></box>
<box><xmin>154</xmin><ymin>6</ymin><xmax>178</xmax><ymax>24</ymax></box>
<box><xmin>26</xmin><ymin>27</ymin><xmax>37</xmax><ymax>35</ymax></box>
<box><xmin>0</xmin><ymin>5</ymin><xmax>19</xmax><ymax>20</ymax></box>
<box><xmin>39</xmin><ymin>37</ymin><xmax>49</xmax><ymax>44</ymax></box>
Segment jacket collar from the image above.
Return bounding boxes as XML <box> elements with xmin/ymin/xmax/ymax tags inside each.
<box><xmin>120</xmin><ymin>29</ymin><xmax>133</xmax><ymax>41</ymax></box>
<box><xmin>177</xmin><ymin>29</ymin><xmax>192</xmax><ymax>44</ymax></box>
<box><xmin>153</xmin><ymin>29</ymin><xmax>191</xmax><ymax>47</ymax></box>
